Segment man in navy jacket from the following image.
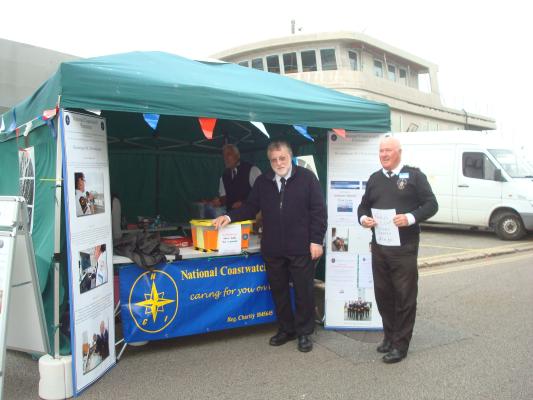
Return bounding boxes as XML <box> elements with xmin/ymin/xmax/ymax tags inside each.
<box><xmin>213</xmin><ymin>141</ymin><xmax>327</xmax><ymax>352</ymax></box>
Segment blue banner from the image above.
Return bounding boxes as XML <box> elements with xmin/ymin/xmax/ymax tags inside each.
<box><xmin>119</xmin><ymin>254</ymin><xmax>276</xmax><ymax>343</ymax></box>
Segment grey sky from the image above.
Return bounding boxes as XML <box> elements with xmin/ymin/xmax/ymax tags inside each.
<box><xmin>2</xmin><ymin>1</ymin><xmax>530</xmax><ymax>147</ymax></box>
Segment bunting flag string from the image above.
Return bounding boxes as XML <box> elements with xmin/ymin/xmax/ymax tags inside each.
<box><xmin>292</xmin><ymin>125</ymin><xmax>314</xmax><ymax>142</ymax></box>
<box><xmin>332</xmin><ymin>128</ymin><xmax>346</xmax><ymax>138</ymax></box>
<box><xmin>250</xmin><ymin>121</ymin><xmax>270</xmax><ymax>138</ymax></box>
<box><xmin>199</xmin><ymin>117</ymin><xmax>217</xmax><ymax>140</ymax></box>
<box><xmin>143</xmin><ymin>113</ymin><xmax>160</xmax><ymax>131</ymax></box>
<box><xmin>0</xmin><ymin>106</ymin><xmax>60</xmax><ymax>139</ymax></box>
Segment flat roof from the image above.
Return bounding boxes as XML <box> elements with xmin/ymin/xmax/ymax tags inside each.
<box><xmin>211</xmin><ymin>31</ymin><xmax>437</xmax><ymax>71</ymax></box>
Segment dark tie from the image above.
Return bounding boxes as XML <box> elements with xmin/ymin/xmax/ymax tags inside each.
<box><xmin>279</xmin><ymin>177</ymin><xmax>286</xmax><ymax>209</ymax></box>
<box><xmin>387</xmin><ymin>170</ymin><xmax>393</xmax><ymax>178</ymax></box>
<box><xmin>231</xmin><ymin>168</ymin><xmax>237</xmax><ymax>180</ymax></box>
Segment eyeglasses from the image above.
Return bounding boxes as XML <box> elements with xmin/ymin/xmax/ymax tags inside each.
<box><xmin>269</xmin><ymin>155</ymin><xmax>289</xmax><ymax>164</ymax></box>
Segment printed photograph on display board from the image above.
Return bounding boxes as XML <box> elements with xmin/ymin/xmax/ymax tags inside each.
<box><xmin>18</xmin><ymin>147</ymin><xmax>35</xmax><ymax>233</ymax></box>
<box><xmin>344</xmin><ymin>289</ymin><xmax>373</xmax><ymax>322</ymax></box>
<box><xmin>81</xmin><ymin>319</ymin><xmax>110</xmax><ymax>375</ymax></box>
<box><xmin>74</xmin><ymin>171</ymin><xmax>106</xmax><ymax>217</ymax></box>
<box><xmin>331</xmin><ymin>227</ymin><xmax>349</xmax><ymax>252</ymax></box>
<box><xmin>78</xmin><ymin>243</ymin><xmax>108</xmax><ymax>294</ymax></box>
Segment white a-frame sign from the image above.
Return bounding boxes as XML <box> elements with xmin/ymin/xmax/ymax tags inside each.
<box><xmin>0</xmin><ymin>196</ymin><xmax>50</xmax><ymax>399</ymax></box>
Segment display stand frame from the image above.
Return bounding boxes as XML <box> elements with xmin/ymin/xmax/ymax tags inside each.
<box><xmin>0</xmin><ymin>196</ymin><xmax>50</xmax><ymax>400</ymax></box>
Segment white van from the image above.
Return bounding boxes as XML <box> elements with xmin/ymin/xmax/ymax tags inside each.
<box><xmin>393</xmin><ymin>131</ymin><xmax>533</xmax><ymax>240</ymax></box>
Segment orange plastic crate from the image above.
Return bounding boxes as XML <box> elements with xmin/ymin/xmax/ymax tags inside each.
<box><xmin>190</xmin><ymin>219</ymin><xmax>253</xmax><ymax>251</ymax></box>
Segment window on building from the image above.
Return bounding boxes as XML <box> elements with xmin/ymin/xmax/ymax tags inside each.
<box><xmin>374</xmin><ymin>60</ymin><xmax>383</xmax><ymax>77</ymax></box>
<box><xmin>238</xmin><ymin>61</ymin><xmax>249</xmax><ymax>68</ymax></box>
<box><xmin>462</xmin><ymin>152</ymin><xmax>499</xmax><ymax>181</ymax></box>
<box><xmin>283</xmin><ymin>52</ymin><xmax>298</xmax><ymax>74</ymax></box>
<box><xmin>387</xmin><ymin>64</ymin><xmax>397</xmax><ymax>81</ymax></box>
<box><xmin>399</xmin><ymin>68</ymin><xmax>407</xmax><ymax>85</ymax></box>
<box><xmin>418</xmin><ymin>72</ymin><xmax>432</xmax><ymax>93</ymax></box>
<box><xmin>320</xmin><ymin>49</ymin><xmax>337</xmax><ymax>71</ymax></box>
<box><xmin>266</xmin><ymin>55</ymin><xmax>281</xmax><ymax>74</ymax></box>
<box><xmin>301</xmin><ymin>50</ymin><xmax>317</xmax><ymax>72</ymax></box>
<box><xmin>348</xmin><ymin>51</ymin><xmax>358</xmax><ymax>71</ymax></box>
<box><xmin>251</xmin><ymin>58</ymin><xmax>264</xmax><ymax>70</ymax></box>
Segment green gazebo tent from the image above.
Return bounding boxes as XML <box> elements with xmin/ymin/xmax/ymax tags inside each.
<box><xmin>0</xmin><ymin>51</ymin><xmax>390</xmax><ymax>350</ymax></box>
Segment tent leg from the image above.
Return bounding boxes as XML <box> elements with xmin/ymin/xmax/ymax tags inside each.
<box><xmin>53</xmin><ymin>114</ymin><xmax>63</xmax><ymax>359</ymax></box>
<box><xmin>116</xmin><ymin>340</ymin><xmax>127</xmax><ymax>361</ymax></box>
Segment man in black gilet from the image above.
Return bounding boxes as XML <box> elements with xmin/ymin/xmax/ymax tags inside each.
<box><xmin>218</xmin><ymin>144</ymin><xmax>261</xmax><ymax>210</ymax></box>
<box><xmin>358</xmin><ymin>136</ymin><xmax>438</xmax><ymax>363</ymax></box>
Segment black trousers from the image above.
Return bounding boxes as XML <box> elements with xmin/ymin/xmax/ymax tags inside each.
<box><xmin>262</xmin><ymin>254</ymin><xmax>316</xmax><ymax>336</ymax></box>
<box><xmin>371</xmin><ymin>242</ymin><xmax>419</xmax><ymax>352</ymax></box>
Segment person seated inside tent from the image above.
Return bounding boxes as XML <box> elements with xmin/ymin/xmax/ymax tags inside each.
<box><xmin>213</xmin><ymin>144</ymin><xmax>261</xmax><ymax>210</ymax></box>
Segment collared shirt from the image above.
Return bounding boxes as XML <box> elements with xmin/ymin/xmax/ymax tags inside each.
<box><xmin>360</xmin><ymin>163</ymin><xmax>415</xmax><ymax>226</ymax></box>
<box><xmin>382</xmin><ymin>163</ymin><xmax>404</xmax><ymax>178</ymax></box>
<box><xmin>274</xmin><ymin>165</ymin><xmax>293</xmax><ymax>192</ymax></box>
<box><xmin>219</xmin><ymin>163</ymin><xmax>262</xmax><ymax>196</ymax></box>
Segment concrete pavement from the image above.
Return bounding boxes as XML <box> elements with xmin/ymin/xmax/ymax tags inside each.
<box><xmin>4</xmin><ymin>229</ymin><xmax>533</xmax><ymax>399</ymax></box>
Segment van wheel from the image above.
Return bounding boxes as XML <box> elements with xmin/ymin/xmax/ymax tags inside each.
<box><xmin>494</xmin><ymin>212</ymin><xmax>526</xmax><ymax>240</ymax></box>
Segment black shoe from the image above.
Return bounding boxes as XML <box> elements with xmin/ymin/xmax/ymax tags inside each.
<box><xmin>376</xmin><ymin>340</ymin><xmax>392</xmax><ymax>353</ymax></box>
<box><xmin>382</xmin><ymin>348</ymin><xmax>407</xmax><ymax>364</ymax></box>
<box><xmin>297</xmin><ymin>335</ymin><xmax>313</xmax><ymax>352</ymax></box>
<box><xmin>269</xmin><ymin>331</ymin><xmax>297</xmax><ymax>346</ymax></box>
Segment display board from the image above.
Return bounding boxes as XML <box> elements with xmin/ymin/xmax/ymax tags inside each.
<box><xmin>61</xmin><ymin>110</ymin><xmax>116</xmax><ymax>395</ymax></box>
<box><xmin>324</xmin><ymin>132</ymin><xmax>383</xmax><ymax>330</ymax></box>
<box><xmin>0</xmin><ymin>196</ymin><xmax>49</xmax><ymax>399</ymax></box>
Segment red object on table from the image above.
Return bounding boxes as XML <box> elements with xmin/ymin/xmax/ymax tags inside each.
<box><xmin>161</xmin><ymin>236</ymin><xmax>193</xmax><ymax>248</ymax></box>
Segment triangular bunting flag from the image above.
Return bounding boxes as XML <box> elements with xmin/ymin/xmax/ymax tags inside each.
<box><xmin>199</xmin><ymin>117</ymin><xmax>217</xmax><ymax>140</ymax></box>
<box><xmin>143</xmin><ymin>113</ymin><xmax>160</xmax><ymax>131</ymax></box>
<box><xmin>47</xmin><ymin>119</ymin><xmax>57</xmax><ymax>138</ymax></box>
<box><xmin>42</xmin><ymin>108</ymin><xmax>58</xmax><ymax>121</ymax></box>
<box><xmin>22</xmin><ymin>121</ymin><xmax>33</xmax><ymax>137</ymax></box>
<box><xmin>250</xmin><ymin>121</ymin><xmax>270</xmax><ymax>138</ymax></box>
<box><xmin>293</xmin><ymin>125</ymin><xmax>314</xmax><ymax>142</ymax></box>
<box><xmin>8</xmin><ymin>109</ymin><xmax>16</xmax><ymax>132</ymax></box>
<box><xmin>332</xmin><ymin>128</ymin><xmax>346</xmax><ymax>138</ymax></box>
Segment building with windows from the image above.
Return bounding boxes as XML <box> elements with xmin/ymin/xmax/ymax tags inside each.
<box><xmin>212</xmin><ymin>32</ymin><xmax>495</xmax><ymax>132</ymax></box>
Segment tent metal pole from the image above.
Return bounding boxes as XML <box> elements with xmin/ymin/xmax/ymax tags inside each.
<box><xmin>53</xmin><ymin>113</ymin><xmax>63</xmax><ymax>359</ymax></box>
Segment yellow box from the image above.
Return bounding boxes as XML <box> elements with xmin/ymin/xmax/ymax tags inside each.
<box><xmin>190</xmin><ymin>219</ymin><xmax>253</xmax><ymax>251</ymax></box>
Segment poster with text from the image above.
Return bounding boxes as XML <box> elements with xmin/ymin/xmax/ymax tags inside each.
<box><xmin>61</xmin><ymin>110</ymin><xmax>115</xmax><ymax>395</ymax></box>
<box><xmin>325</xmin><ymin>131</ymin><xmax>383</xmax><ymax>329</ymax></box>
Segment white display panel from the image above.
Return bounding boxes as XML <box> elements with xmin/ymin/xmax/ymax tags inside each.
<box><xmin>61</xmin><ymin>111</ymin><xmax>116</xmax><ymax>395</ymax></box>
<box><xmin>325</xmin><ymin>132</ymin><xmax>383</xmax><ymax>330</ymax></box>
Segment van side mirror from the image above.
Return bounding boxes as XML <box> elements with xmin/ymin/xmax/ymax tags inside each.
<box><xmin>494</xmin><ymin>169</ymin><xmax>505</xmax><ymax>182</ymax></box>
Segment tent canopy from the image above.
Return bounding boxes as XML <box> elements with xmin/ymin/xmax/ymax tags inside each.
<box><xmin>1</xmin><ymin>51</ymin><xmax>390</xmax><ymax>148</ymax></box>
<box><xmin>0</xmin><ymin>52</ymin><xmax>391</xmax><ymax>351</ymax></box>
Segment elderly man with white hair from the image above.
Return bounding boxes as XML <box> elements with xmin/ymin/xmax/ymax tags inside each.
<box><xmin>358</xmin><ymin>135</ymin><xmax>438</xmax><ymax>363</ymax></box>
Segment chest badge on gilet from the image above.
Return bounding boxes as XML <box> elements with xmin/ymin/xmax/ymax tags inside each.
<box><xmin>397</xmin><ymin>172</ymin><xmax>409</xmax><ymax>190</ymax></box>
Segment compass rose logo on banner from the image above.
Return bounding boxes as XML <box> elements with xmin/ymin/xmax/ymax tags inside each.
<box><xmin>128</xmin><ymin>270</ymin><xmax>178</xmax><ymax>334</ymax></box>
